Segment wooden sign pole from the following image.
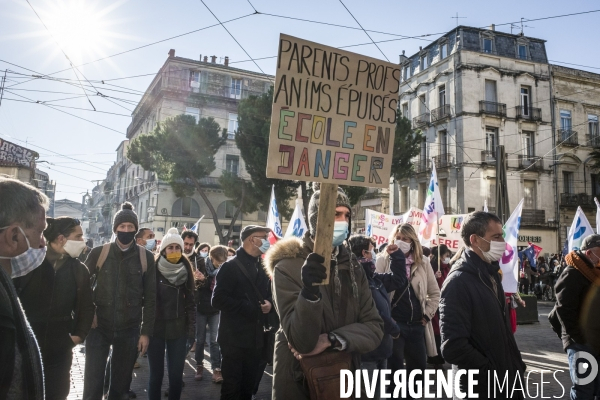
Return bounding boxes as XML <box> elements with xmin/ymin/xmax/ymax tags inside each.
<box><xmin>312</xmin><ymin>183</ymin><xmax>338</xmax><ymax>285</ymax></box>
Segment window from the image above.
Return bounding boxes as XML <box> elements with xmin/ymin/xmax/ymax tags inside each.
<box><xmin>486</xmin><ymin>127</ymin><xmax>497</xmax><ymax>154</ymax></box>
<box><xmin>518</xmin><ymin>44</ymin><xmax>528</xmax><ymax>60</ymax></box>
<box><xmin>227</xmin><ymin>113</ymin><xmax>238</xmax><ymax>139</ymax></box>
<box><xmin>231</xmin><ymin>78</ymin><xmax>242</xmax><ymax>99</ymax></box>
<box><xmin>217</xmin><ymin>201</ymin><xmax>238</xmax><ymax>219</ymax></box>
<box><xmin>438</xmin><ymin>85</ymin><xmax>446</xmax><ymax>107</ymax></box>
<box><xmin>185</xmin><ymin>107</ymin><xmax>200</xmax><ymax>123</ymax></box>
<box><xmin>520</xmin><ymin>86</ymin><xmax>530</xmax><ymax>116</ymax></box>
<box><xmin>439</xmin><ymin>178</ymin><xmax>448</xmax><ymax>209</ymax></box>
<box><xmin>419</xmin><ymin>94</ymin><xmax>427</xmax><ymax>115</ymax></box>
<box><xmin>189</xmin><ymin>71</ymin><xmax>200</xmax><ymax>92</ymax></box>
<box><xmin>589</xmin><ymin>114</ymin><xmax>599</xmax><ymax>137</ymax></box>
<box><xmin>440</xmin><ymin>42</ymin><xmax>448</xmax><ymax>59</ymax></box>
<box><xmin>181</xmin><ymin>197</ymin><xmax>191</xmax><ymax>216</ymax></box>
<box><xmin>439</xmin><ymin>130</ymin><xmax>448</xmax><ymax>156</ymax></box>
<box><xmin>522</xmin><ymin>131</ymin><xmax>534</xmax><ymax>159</ymax></box>
<box><xmin>485</xmin><ymin>80</ymin><xmax>497</xmax><ymax>103</ymax></box>
<box><xmin>226</xmin><ymin>155</ymin><xmax>240</xmax><ymax>176</ymax></box>
<box><xmin>523</xmin><ymin>180</ymin><xmax>536</xmax><ymax>209</ymax></box>
<box><xmin>483</xmin><ymin>38</ymin><xmax>493</xmax><ymax>53</ymax></box>
<box><xmin>487</xmin><ymin>178</ymin><xmax>496</xmax><ymax>208</ymax></box>
<box><xmin>563</xmin><ymin>171</ymin><xmax>574</xmax><ymax>194</ymax></box>
<box><xmin>171</xmin><ymin>197</ymin><xmax>200</xmax><ymax>218</ymax></box>
<box><xmin>592</xmin><ymin>174</ymin><xmax>600</xmax><ymax>198</ymax></box>
<box><xmin>403</xmin><ymin>65</ymin><xmax>411</xmax><ymax>80</ymax></box>
<box><xmin>401</xmin><ymin>186</ymin><xmax>409</xmax><ymax>212</ymax></box>
<box><xmin>418</xmin><ymin>182</ymin><xmax>427</xmax><ymax>207</ymax></box>
<box><xmin>402</xmin><ymin>103</ymin><xmax>409</xmax><ymax>119</ymax></box>
<box><xmin>420</xmin><ymin>55</ymin><xmax>428</xmax><ymax>71</ymax></box>
<box><xmin>420</xmin><ymin>139</ymin><xmax>427</xmax><ymax>161</ymax></box>
<box><xmin>560</xmin><ymin>110</ymin><xmax>572</xmax><ymax>130</ymax></box>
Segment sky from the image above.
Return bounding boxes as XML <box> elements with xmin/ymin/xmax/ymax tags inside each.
<box><xmin>1</xmin><ymin>0</ymin><xmax>599</xmax><ymax>203</ymax></box>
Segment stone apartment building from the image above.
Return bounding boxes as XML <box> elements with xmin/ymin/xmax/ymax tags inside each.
<box><xmin>101</xmin><ymin>50</ymin><xmax>274</xmax><ymax>244</ymax></box>
<box><xmin>393</xmin><ymin>25</ymin><xmax>558</xmax><ymax>251</ymax></box>
<box><xmin>551</xmin><ymin>65</ymin><xmax>600</xmax><ymax>247</ymax></box>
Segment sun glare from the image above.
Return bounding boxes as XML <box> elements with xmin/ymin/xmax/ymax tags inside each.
<box><xmin>40</xmin><ymin>0</ymin><xmax>117</xmax><ymax>60</ymax></box>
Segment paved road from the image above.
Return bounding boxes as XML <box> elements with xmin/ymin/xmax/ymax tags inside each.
<box><xmin>67</xmin><ymin>301</ymin><xmax>572</xmax><ymax>399</ymax></box>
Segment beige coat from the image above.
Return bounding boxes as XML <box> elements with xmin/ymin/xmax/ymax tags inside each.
<box><xmin>264</xmin><ymin>234</ymin><xmax>384</xmax><ymax>400</ymax></box>
<box><xmin>375</xmin><ymin>252</ymin><xmax>440</xmax><ymax>357</ymax></box>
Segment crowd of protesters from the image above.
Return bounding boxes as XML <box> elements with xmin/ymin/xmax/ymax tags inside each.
<box><xmin>1</xmin><ymin>176</ymin><xmax>599</xmax><ymax>400</ymax></box>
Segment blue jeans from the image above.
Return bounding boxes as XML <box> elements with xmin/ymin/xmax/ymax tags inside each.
<box><xmin>147</xmin><ymin>336</ymin><xmax>188</xmax><ymax>400</ymax></box>
<box><xmin>195</xmin><ymin>312</ymin><xmax>221</xmax><ymax>369</ymax></box>
<box><xmin>566</xmin><ymin>343</ymin><xmax>600</xmax><ymax>400</ymax></box>
<box><xmin>83</xmin><ymin>328</ymin><xmax>139</xmax><ymax>400</ymax></box>
<box><xmin>360</xmin><ymin>359</ymin><xmax>388</xmax><ymax>400</ymax></box>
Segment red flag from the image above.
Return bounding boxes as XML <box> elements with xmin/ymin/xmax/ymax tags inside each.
<box><xmin>182</xmin><ymin>225</ymin><xmax>187</xmax><ymax>232</ymax></box>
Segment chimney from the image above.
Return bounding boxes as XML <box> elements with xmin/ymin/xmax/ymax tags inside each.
<box><xmin>199</xmin><ymin>54</ymin><xmax>202</xmax><ymax>61</ymax></box>
<box><xmin>211</xmin><ymin>55</ymin><xmax>217</xmax><ymax>63</ymax></box>
<box><xmin>203</xmin><ymin>56</ymin><xmax>208</xmax><ymax>62</ymax></box>
<box><xmin>490</xmin><ymin>24</ymin><xmax>495</xmax><ymax>31</ymax></box>
<box><xmin>419</xmin><ymin>46</ymin><xmax>422</xmax><ymax>51</ymax></box>
<box><xmin>224</xmin><ymin>56</ymin><xmax>229</xmax><ymax>67</ymax></box>
<box><xmin>399</xmin><ymin>50</ymin><xmax>408</xmax><ymax>64</ymax></box>
<box><xmin>168</xmin><ymin>49</ymin><xmax>175</xmax><ymax>58</ymax></box>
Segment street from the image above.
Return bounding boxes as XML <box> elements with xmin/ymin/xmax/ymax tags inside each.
<box><xmin>66</xmin><ymin>302</ymin><xmax>571</xmax><ymax>399</ymax></box>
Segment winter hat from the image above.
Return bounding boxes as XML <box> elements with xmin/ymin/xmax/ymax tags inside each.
<box><xmin>113</xmin><ymin>202</ymin><xmax>139</xmax><ymax>233</ymax></box>
<box><xmin>159</xmin><ymin>228</ymin><xmax>184</xmax><ymax>252</ymax></box>
<box><xmin>307</xmin><ymin>182</ymin><xmax>352</xmax><ymax>238</ymax></box>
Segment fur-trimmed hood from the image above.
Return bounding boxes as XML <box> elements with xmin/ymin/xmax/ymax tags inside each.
<box><xmin>263</xmin><ymin>236</ymin><xmax>306</xmax><ymax>278</ymax></box>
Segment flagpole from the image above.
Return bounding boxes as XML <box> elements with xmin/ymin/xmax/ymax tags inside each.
<box><xmin>437</xmin><ymin>216</ymin><xmax>441</xmax><ymax>272</ymax></box>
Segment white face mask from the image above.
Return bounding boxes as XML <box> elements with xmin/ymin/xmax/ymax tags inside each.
<box><xmin>477</xmin><ymin>236</ymin><xmax>505</xmax><ymax>263</ymax></box>
<box><xmin>0</xmin><ymin>226</ymin><xmax>47</xmax><ymax>278</ymax></box>
<box><xmin>395</xmin><ymin>239</ymin><xmax>412</xmax><ymax>254</ymax></box>
<box><xmin>63</xmin><ymin>240</ymin><xmax>87</xmax><ymax>258</ymax></box>
<box><xmin>443</xmin><ymin>257</ymin><xmax>451</xmax><ymax>264</ymax></box>
<box><xmin>370</xmin><ymin>250</ymin><xmax>377</xmax><ymax>260</ymax></box>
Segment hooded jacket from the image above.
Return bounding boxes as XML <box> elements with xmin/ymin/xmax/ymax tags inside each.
<box><xmin>264</xmin><ymin>233</ymin><xmax>383</xmax><ymax>400</ymax></box>
<box><xmin>440</xmin><ymin>249</ymin><xmax>526</xmax><ymax>399</ymax></box>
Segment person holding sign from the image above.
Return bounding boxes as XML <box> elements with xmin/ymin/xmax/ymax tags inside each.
<box><xmin>265</xmin><ymin>184</ymin><xmax>383</xmax><ymax>400</ymax></box>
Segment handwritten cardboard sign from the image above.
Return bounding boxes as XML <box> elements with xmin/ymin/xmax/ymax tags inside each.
<box><xmin>266</xmin><ymin>34</ymin><xmax>400</xmax><ymax>188</ymax></box>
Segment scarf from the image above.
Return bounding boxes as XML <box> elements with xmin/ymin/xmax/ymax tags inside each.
<box><xmin>405</xmin><ymin>253</ymin><xmax>414</xmax><ymax>278</ymax></box>
<box><xmin>565</xmin><ymin>251</ymin><xmax>600</xmax><ymax>285</ymax></box>
<box><xmin>157</xmin><ymin>257</ymin><xmax>188</xmax><ymax>286</ymax></box>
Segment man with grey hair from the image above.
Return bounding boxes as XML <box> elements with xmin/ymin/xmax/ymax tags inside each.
<box><xmin>440</xmin><ymin>211</ymin><xmax>525</xmax><ymax>399</ymax></box>
<box><xmin>0</xmin><ymin>176</ymin><xmax>48</xmax><ymax>399</ymax></box>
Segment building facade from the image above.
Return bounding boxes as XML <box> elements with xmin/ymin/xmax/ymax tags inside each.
<box><xmin>101</xmin><ymin>50</ymin><xmax>275</xmax><ymax>245</ymax></box>
<box><xmin>551</xmin><ymin>65</ymin><xmax>600</xmax><ymax>247</ymax></box>
<box><xmin>394</xmin><ymin>26</ymin><xmax>559</xmax><ymax>252</ymax></box>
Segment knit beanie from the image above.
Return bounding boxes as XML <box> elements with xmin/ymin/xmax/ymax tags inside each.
<box><xmin>307</xmin><ymin>182</ymin><xmax>352</xmax><ymax>238</ymax></box>
<box><xmin>159</xmin><ymin>228</ymin><xmax>185</xmax><ymax>252</ymax></box>
<box><xmin>113</xmin><ymin>202</ymin><xmax>139</xmax><ymax>233</ymax></box>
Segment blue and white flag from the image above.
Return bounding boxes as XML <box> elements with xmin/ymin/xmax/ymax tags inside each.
<box><xmin>418</xmin><ymin>163</ymin><xmax>445</xmax><ymax>243</ymax></box>
<box><xmin>567</xmin><ymin>206</ymin><xmax>594</xmax><ymax>252</ymax></box>
<box><xmin>285</xmin><ymin>200</ymin><xmax>308</xmax><ymax>238</ymax></box>
<box><xmin>499</xmin><ymin>198</ymin><xmax>524</xmax><ymax>293</ymax></box>
<box><xmin>266</xmin><ymin>185</ymin><xmax>283</xmax><ymax>241</ymax></box>
<box><xmin>191</xmin><ymin>215</ymin><xmax>205</xmax><ymax>235</ymax></box>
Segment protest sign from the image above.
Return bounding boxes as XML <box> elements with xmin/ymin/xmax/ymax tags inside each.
<box><xmin>365</xmin><ymin>208</ymin><xmax>467</xmax><ymax>251</ymax></box>
<box><xmin>266</xmin><ymin>34</ymin><xmax>400</xmax><ymax>189</ymax></box>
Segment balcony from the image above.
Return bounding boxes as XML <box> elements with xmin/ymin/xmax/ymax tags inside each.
<box><xmin>430</xmin><ymin>105</ymin><xmax>451</xmax><ymax>122</ymax></box>
<box><xmin>515</xmin><ymin>106</ymin><xmax>542</xmax><ymax>121</ymax></box>
<box><xmin>520</xmin><ymin>209</ymin><xmax>545</xmax><ymax>226</ymax></box>
<box><xmin>412</xmin><ymin>113</ymin><xmax>430</xmax><ymax>129</ymax></box>
<box><xmin>590</xmin><ymin>135</ymin><xmax>600</xmax><ymax>148</ymax></box>
<box><xmin>479</xmin><ymin>101</ymin><xmax>507</xmax><ymax>118</ymax></box>
<box><xmin>557</xmin><ymin>129</ymin><xmax>578</xmax><ymax>146</ymax></box>
<box><xmin>560</xmin><ymin>193</ymin><xmax>594</xmax><ymax>207</ymax></box>
<box><xmin>416</xmin><ymin>158</ymin><xmax>431</xmax><ymax>173</ymax></box>
<box><xmin>518</xmin><ymin>155</ymin><xmax>544</xmax><ymax>171</ymax></box>
<box><xmin>481</xmin><ymin>150</ymin><xmax>496</xmax><ymax>164</ymax></box>
<box><xmin>433</xmin><ymin>153</ymin><xmax>452</xmax><ymax>169</ymax></box>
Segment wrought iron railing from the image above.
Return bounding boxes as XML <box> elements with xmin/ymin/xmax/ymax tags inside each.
<box><xmin>431</xmin><ymin>104</ymin><xmax>451</xmax><ymax>122</ymax></box>
<box><xmin>413</xmin><ymin>113</ymin><xmax>430</xmax><ymax>128</ymax></box>
<box><xmin>515</xmin><ymin>106</ymin><xmax>542</xmax><ymax>121</ymax></box>
<box><xmin>479</xmin><ymin>101</ymin><xmax>507</xmax><ymax>117</ymax></box>
<box><xmin>557</xmin><ymin>129</ymin><xmax>578</xmax><ymax>146</ymax></box>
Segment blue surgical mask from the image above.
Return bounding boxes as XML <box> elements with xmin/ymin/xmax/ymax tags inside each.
<box><xmin>332</xmin><ymin>221</ymin><xmax>348</xmax><ymax>247</ymax></box>
<box><xmin>0</xmin><ymin>226</ymin><xmax>47</xmax><ymax>278</ymax></box>
<box><xmin>199</xmin><ymin>251</ymin><xmax>208</xmax><ymax>258</ymax></box>
<box><xmin>145</xmin><ymin>239</ymin><xmax>156</xmax><ymax>251</ymax></box>
<box><xmin>255</xmin><ymin>238</ymin><xmax>270</xmax><ymax>254</ymax></box>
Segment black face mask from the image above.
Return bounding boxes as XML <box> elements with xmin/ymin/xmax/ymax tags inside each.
<box><xmin>117</xmin><ymin>231</ymin><xmax>136</xmax><ymax>245</ymax></box>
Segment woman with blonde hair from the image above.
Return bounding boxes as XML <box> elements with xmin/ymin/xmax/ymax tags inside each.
<box><xmin>375</xmin><ymin>224</ymin><xmax>440</xmax><ymax>381</ymax></box>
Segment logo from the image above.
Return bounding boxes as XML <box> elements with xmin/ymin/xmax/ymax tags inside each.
<box><xmin>451</xmin><ymin>216</ymin><xmax>463</xmax><ymax>230</ymax></box>
<box><xmin>572</xmin><ymin>351</ymin><xmax>599</xmax><ymax>386</ymax></box>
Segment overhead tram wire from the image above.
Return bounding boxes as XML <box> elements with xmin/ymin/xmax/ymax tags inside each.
<box><xmin>198</xmin><ymin>0</ymin><xmax>272</xmax><ymax>82</ymax></box>
<box><xmin>337</xmin><ymin>0</ymin><xmax>390</xmax><ymax>62</ymax></box>
<box><xmin>2</xmin><ymin>95</ymin><xmax>131</xmax><ymax>117</ymax></box>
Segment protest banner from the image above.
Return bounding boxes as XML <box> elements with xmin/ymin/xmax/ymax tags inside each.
<box><xmin>365</xmin><ymin>208</ymin><xmax>467</xmax><ymax>251</ymax></box>
<box><xmin>267</xmin><ymin>34</ymin><xmax>401</xmax><ymax>283</ymax></box>
<box><xmin>266</xmin><ymin>34</ymin><xmax>400</xmax><ymax>189</ymax></box>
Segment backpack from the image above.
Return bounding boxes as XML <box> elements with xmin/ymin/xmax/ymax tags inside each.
<box><xmin>96</xmin><ymin>243</ymin><xmax>148</xmax><ymax>273</ymax></box>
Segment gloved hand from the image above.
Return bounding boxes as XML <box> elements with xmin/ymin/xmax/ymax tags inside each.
<box><xmin>301</xmin><ymin>253</ymin><xmax>328</xmax><ymax>301</ymax></box>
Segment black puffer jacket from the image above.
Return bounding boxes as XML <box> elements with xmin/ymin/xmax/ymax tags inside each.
<box><xmin>440</xmin><ymin>249</ymin><xmax>525</xmax><ymax>399</ymax></box>
<box><xmin>196</xmin><ymin>256</ymin><xmax>219</xmax><ymax>315</ymax></box>
<box><xmin>360</xmin><ymin>250</ymin><xmax>405</xmax><ymax>362</ymax></box>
